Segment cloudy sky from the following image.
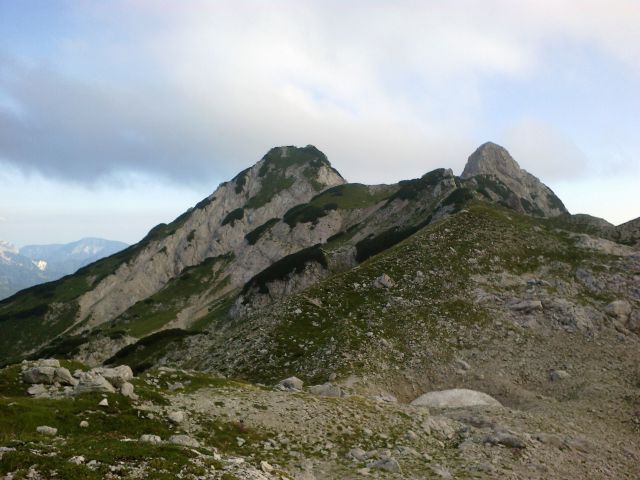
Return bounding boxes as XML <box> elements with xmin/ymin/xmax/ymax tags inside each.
<box><xmin>1</xmin><ymin>0</ymin><xmax>638</xmax><ymax>246</ymax></box>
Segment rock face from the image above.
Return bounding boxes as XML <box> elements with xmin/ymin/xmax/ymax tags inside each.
<box><xmin>410</xmin><ymin>389</ymin><xmax>502</xmax><ymax>408</ymax></box>
<box><xmin>461</xmin><ymin>142</ymin><xmax>567</xmax><ymax>217</ymax></box>
<box><xmin>75</xmin><ymin>146</ymin><xmax>346</xmax><ymax>334</ymax></box>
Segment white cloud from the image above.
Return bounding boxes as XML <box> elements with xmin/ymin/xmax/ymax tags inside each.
<box><xmin>502</xmin><ymin>119</ymin><xmax>591</xmax><ymax>180</ymax></box>
<box><xmin>0</xmin><ymin>0</ymin><xmax>638</xmax><ymax>186</ymax></box>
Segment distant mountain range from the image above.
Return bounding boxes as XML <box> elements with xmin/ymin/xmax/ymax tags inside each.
<box><xmin>0</xmin><ymin>238</ymin><xmax>128</xmax><ymax>300</ymax></box>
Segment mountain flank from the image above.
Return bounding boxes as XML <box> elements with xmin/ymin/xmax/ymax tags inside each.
<box><xmin>0</xmin><ymin>143</ymin><xmax>638</xmax><ymax>479</ymax></box>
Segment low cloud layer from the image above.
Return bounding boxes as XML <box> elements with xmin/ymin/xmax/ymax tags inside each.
<box><xmin>0</xmin><ymin>0</ymin><xmax>639</xmax><ymax>185</ymax></box>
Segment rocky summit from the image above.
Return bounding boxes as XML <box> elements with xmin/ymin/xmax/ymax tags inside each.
<box><xmin>0</xmin><ymin>143</ymin><xmax>638</xmax><ymax>479</ymax></box>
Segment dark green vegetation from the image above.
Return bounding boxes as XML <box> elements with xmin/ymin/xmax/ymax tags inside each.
<box><xmin>0</xmin><ymin>363</ymin><xmax>222</xmax><ymax>479</ymax></box>
<box><xmin>245</xmin><ymin>218</ymin><xmax>280</xmax><ymax>245</ymax></box>
<box><xmin>245</xmin><ymin>145</ymin><xmax>340</xmax><ymax>210</ymax></box>
<box><xmin>221</xmin><ymin>207</ymin><xmax>245</xmax><ymax>227</ymax></box>
<box><xmin>309</xmin><ymin>183</ymin><xmax>395</xmax><ymax>210</ymax></box>
<box><xmin>232</xmin><ymin>167</ymin><xmax>251</xmax><ymax>194</ymax></box>
<box><xmin>242</xmin><ymin>245</ymin><xmax>327</xmax><ymax>296</ymax></box>
<box><xmin>471</xmin><ymin>174</ymin><xmax>512</xmax><ymax>202</ymax></box>
<box><xmin>442</xmin><ymin>187</ymin><xmax>474</xmax><ymax>210</ymax></box>
<box><xmin>105</xmin><ymin>329</ymin><xmax>204</xmax><ymax>373</ymax></box>
<box><xmin>283</xmin><ymin>203</ymin><xmax>338</xmax><ymax>228</ymax></box>
<box><xmin>385</xmin><ymin>168</ymin><xmax>450</xmax><ymax>204</ymax></box>
<box><xmin>355</xmin><ymin>216</ymin><xmax>432</xmax><ymax>263</ymax></box>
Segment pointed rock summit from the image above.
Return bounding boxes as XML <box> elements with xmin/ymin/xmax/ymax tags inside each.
<box><xmin>462</xmin><ymin>142</ymin><xmax>521</xmax><ymax>180</ymax></box>
<box><xmin>462</xmin><ymin>142</ymin><xmax>567</xmax><ymax>217</ymax></box>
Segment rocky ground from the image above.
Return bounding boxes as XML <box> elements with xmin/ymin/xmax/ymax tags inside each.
<box><xmin>1</xmin><ymin>338</ymin><xmax>639</xmax><ymax>479</ymax></box>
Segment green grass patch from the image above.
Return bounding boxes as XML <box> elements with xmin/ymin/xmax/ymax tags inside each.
<box><xmin>246</xmin><ymin>145</ymin><xmax>339</xmax><ymax>210</ymax></box>
<box><xmin>308</xmin><ymin>183</ymin><xmax>394</xmax><ymax>210</ymax></box>
<box><xmin>385</xmin><ymin>168</ymin><xmax>449</xmax><ymax>203</ymax></box>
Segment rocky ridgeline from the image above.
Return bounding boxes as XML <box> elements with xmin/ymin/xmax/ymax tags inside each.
<box><xmin>21</xmin><ymin>358</ymin><xmax>136</xmax><ymax>400</ymax></box>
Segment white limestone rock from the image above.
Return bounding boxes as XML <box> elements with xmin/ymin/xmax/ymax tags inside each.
<box><xmin>411</xmin><ymin>389</ymin><xmax>501</xmax><ymax>409</ymax></box>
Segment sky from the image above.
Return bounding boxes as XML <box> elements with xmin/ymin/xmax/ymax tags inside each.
<box><xmin>0</xmin><ymin>0</ymin><xmax>638</xmax><ymax>246</ymax></box>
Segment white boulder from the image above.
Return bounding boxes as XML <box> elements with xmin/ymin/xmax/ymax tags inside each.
<box><xmin>411</xmin><ymin>389</ymin><xmax>501</xmax><ymax>409</ymax></box>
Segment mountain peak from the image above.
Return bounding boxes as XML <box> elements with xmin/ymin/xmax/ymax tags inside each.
<box><xmin>260</xmin><ymin>145</ymin><xmax>343</xmax><ymax>180</ymax></box>
<box><xmin>461</xmin><ymin>142</ymin><xmax>521</xmax><ymax>180</ymax></box>
<box><xmin>461</xmin><ymin>142</ymin><xmax>568</xmax><ymax>217</ymax></box>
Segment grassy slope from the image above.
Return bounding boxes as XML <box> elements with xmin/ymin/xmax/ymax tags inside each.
<box><xmin>193</xmin><ymin>200</ymin><xmax>617</xmax><ymax>384</ymax></box>
<box><xmin>0</xmin><ymin>363</ymin><xmax>251</xmax><ymax>479</ymax></box>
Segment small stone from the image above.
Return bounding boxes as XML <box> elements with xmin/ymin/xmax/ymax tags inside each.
<box><xmin>36</xmin><ymin>359</ymin><xmax>60</xmax><ymax>368</ymax></box>
<box><xmin>454</xmin><ymin>358</ymin><xmax>471</xmax><ymax>371</ymax></box>
<box><xmin>168</xmin><ymin>411</ymin><xmax>186</xmax><ymax>424</ymax></box>
<box><xmin>236</xmin><ymin>437</ymin><xmax>245</xmax><ymax>447</ymax></box>
<box><xmin>36</xmin><ymin>425</ymin><xmax>57</xmax><ymax>436</ymax></box>
<box><xmin>140</xmin><ymin>434</ymin><xmax>162</xmax><ymax>445</ymax></box>
<box><xmin>98</xmin><ymin>398</ymin><xmax>109</xmax><ymax>407</ymax></box>
<box><xmin>276</xmin><ymin>376</ymin><xmax>304</xmax><ymax>391</ymax></box>
<box><xmin>605</xmin><ymin>300</ymin><xmax>632</xmax><ymax>320</ymax></box>
<box><xmin>510</xmin><ymin>300</ymin><xmax>543</xmax><ymax>313</ymax></box>
<box><xmin>373</xmin><ymin>273</ymin><xmax>396</xmax><ymax>289</ymax></box>
<box><xmin>549</xmin><ymin>370</ymin><xmax>570</xmax><ymax>382</ymax></box>
<box><xmin>404</xmin><ymin>430</ymin><xmax>419</xmax><ymax>442</ymax></box>
<box><xmin>308</xmin><ymin>382</ymin><xmax>343</xmax><ymax>397</ymax></box>
<box><xmin>92</xmin><ymin>365</ymin><xmax>134</xmax><ymax>388</ymax></box>
<box><xmin>167</xmin><ymin>382</ymin><xmax>184</xmax><ymax>391</ymax></box>
<box><xmin>411</xmin><ymin>389</ymin><xmax>501</xmax><ymax>408</ymax></box>
<box><xmin>120</xmin><ymin>382</ymin><xmax>137</xmax><ymax>399</ymax></box>
<box><xmin>484</xmin><ymin>432</ymin><xmax>526</xmax><ymax>449</ymax></box>
<box><xmin>27</xmin><ymin>384</ymin><xmax>49</xmax><ymax>397</ymax></box>
<box><xmin>22</xmin><ymin>367</ymin><xmax>56</xmax><ymax>385</ymax></box>
<box><xmin>168</xmin><ymin>434</ymin><xmax>200</xmax><ymax>448</ymax></box>
<box><xmin>260</xmin><ymin>460</ymin><xmax>273</xmax><ymax>472</ymax></box>
<box><xmin>68</xmin><ymin>456</ymin><xmax>85</xmax><ymax>465</ymax></box>
<box><xmin>74</xmin><ymin>372</ymin><xmax>116</xmax><ymax>395</ymax></box>
<box><xmin>79</xmin><ymin>420</ymin><xmax>89</xmax><ymax>428</ymax></box>
<box><xmin>367</xmin><ymin>458</ymin><xmax>401</xmax><ymax>473</ymax></box>
<box><xmin>54</xmin><ymin>367</ymin><xmax>78</xmax><ymax>386</ymax></box>
<box><xmin>348</xmin><ymin>448</ymin><xmax>367</xmax><ymax>461</ymax></box>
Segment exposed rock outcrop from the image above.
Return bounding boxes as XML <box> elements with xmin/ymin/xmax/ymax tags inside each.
<box><xmin>410</xmin><ymin>389</ymin><xmax>502</xmax><ymax>408</ymax></box>
<box><xmin>462</xmin><ymin>142</ymin><xmax>567</xmax><ymax>217</ymax></box>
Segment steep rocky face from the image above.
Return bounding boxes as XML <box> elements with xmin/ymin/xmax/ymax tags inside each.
<box><xmin>462</xmin><ymin>142</ymin><xmax>567</xmax><ymax>217</ymax></box>
<box><xmin>77</xmin><ymin>146</ymin><xmax>346</xmax><ymax>331</ymax></box>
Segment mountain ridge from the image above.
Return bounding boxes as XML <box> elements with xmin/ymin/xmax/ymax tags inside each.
<box><xmin>0</xmin><ymin>142</ymin><xmax>637</xmax><ymax>366</ymax></box>
<box><xmin>0</xmin><ymin>142</ymin><xmax>639</xmax><ymax>479</ymax></box>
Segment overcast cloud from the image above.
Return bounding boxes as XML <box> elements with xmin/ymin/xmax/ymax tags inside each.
<box><xmin>0</xmin><ymin>1</ymin><xmax>639</xmax><ymax>243</ymax></box>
